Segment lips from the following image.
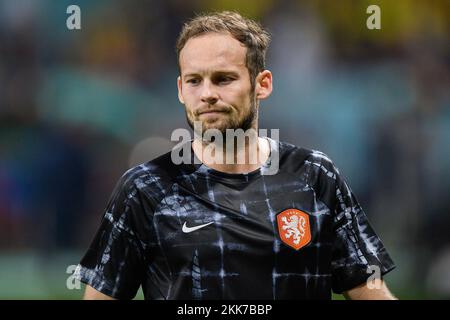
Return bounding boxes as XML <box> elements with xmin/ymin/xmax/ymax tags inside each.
<box><xmin>197</xmin><ymin>108</ymin><xmax>229</xmax><ymax>115</ymax></box>
<box><xmin>200</xmin><ymin>110</ymin><xmax>225</xmax><ymax>115</ymax></box>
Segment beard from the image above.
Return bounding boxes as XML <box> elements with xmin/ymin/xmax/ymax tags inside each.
<box><xmin>185</xmin><ymin>92</ymin><xmax>258</xmax><ymax>140</ymax></box>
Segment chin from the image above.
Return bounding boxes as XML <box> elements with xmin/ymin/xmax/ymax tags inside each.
<box><xmin>202</xmin><ymin>123</ymin><xmax>229</xmax><ymax>134</ymax></box>
<box><xmin>199</xmin><ymin>118</ymin><xmax>233</xmax><ymax>131</ymax></box>
<box><xmin>188</xmin><ymin>115</ymin><xmax>242</xmax><ymax>135</ymax></box>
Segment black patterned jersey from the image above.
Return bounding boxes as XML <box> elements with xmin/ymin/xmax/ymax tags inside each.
<box><xmin>75</xmin><ymin>138</ymin><xmax>395</xmax><ymax>299</ymax></box>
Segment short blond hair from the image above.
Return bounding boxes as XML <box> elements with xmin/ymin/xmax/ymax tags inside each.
<box><xmin>176</xmin><ymin>11</ymin><xmax>271</xmax><ymax>87</ymax></box>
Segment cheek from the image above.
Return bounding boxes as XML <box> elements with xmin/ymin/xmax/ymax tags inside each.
<box><xmin>182</xmin><ymin>89</ymin><xmax>198</xmax><ymax>107</ymax></box>
<box><xmin>232</xmin><ymin>88</ymin><xmax>253</xmax><ymax>112</ymax></box>
<box><xmin>224</xmin><ymin>84</ymin><xmax>250</xmax><ymax>103</ymax></box>
<box><xmin>182</xmin><ymin>92</ymin><xmax>201</xmax><ymax>119</ymax></box>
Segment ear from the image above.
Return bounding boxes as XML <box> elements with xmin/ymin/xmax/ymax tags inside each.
<box><xmin>177</xmin><ymin>76</ymin><xmax>185</xmax><ymax>104</ymax></box>
<box><xmin>254</xmin><ymin>70</ymin><xmax>273</xmax><ymax>100</ymax></box>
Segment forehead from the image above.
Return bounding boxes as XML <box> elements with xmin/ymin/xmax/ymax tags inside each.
<box><xmin>179</xmin><ymin>33</ymin><xmax>247</xmax><ymax>74</ymax></box>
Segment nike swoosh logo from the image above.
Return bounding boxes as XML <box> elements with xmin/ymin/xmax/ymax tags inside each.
<box><xmin>182</xmin><ymin>221</ymin><xmax>214</xmax><ymax>233</ymax></box>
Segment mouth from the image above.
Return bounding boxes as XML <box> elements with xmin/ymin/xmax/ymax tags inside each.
<box><xmin>198</xmin><ymin>108</ymin><xmax>229</xmax><ymax>116</ymax></box>
<box><xmin>200</xmin><ymin>110</ymin><xmax>225</xmax><ymax>115</ymax></box>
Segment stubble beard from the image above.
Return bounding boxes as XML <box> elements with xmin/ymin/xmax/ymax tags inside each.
<box><xmin>186</xmin><ymin>91</ymin><xmax>258</xmax><ymax>142</ymax></box>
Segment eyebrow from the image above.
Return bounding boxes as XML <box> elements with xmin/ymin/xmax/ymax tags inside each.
<box><xmin>183</xmin><ymin>70</ymin><xmax>240</xmax><ymax>78</ymax></box>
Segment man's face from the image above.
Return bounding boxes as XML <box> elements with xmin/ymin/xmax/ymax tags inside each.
<box><xmin>177</xmin><ymin>33</ymin><xmax>257</xmax><ymax>134</ymax></box>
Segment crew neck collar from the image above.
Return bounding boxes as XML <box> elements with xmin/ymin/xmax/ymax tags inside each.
<box><xmin>191</xmin><ymin>137</ymin><xmax>278</xmax><ymax>180</ymax></box>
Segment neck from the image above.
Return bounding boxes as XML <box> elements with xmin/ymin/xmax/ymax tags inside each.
<box><xmin>192</xmin><ymin>130</ymin><xmax>270</xmax><ymax>174</ymax></box>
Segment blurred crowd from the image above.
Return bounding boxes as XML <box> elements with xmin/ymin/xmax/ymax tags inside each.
<box><xmin>0</xmin><ymin>0</ymin><xmax>449</xmax><ymax>298</ymax></box>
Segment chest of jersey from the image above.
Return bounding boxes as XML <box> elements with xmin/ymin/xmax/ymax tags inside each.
<box><xmin>145</xmin><ymin>173</ymin><xmax>335</xmax><ymax>299</ymax></box>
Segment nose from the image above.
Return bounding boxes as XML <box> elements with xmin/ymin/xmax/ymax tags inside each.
<box><xmin>200</xmin><ymin>80</ymin><xmax>219</xmax><ymax>105</ymax></box>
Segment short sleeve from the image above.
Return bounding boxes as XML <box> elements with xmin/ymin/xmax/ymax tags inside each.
<box><xmin>74</xmin><ymin>172</ymin><xmax>146</xmax><ymax>299</ymax></box>
<box><xmin>314</xmin><ymin>153</ymin><xmax>396</xmax><ymax>294</ymax></box>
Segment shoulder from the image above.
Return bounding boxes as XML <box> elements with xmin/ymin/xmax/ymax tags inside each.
<box><xmin>277</xmin><ymin>141</ymin><xmax>342</xmax><ymax>202</ymax></box>
<box><xmin>305</xmin><ymin>149</ymin><xmax>340</xmax><ymax>178</ymax></box>
<box><xmin>277</xmin><ymin>140</ymin><xmax>337</xmax><ymax>176</ymax></box>
<box><xmin>116</xmin><ymin>149</ymin><xmax>194</xmax><ymax>204</ymax></box>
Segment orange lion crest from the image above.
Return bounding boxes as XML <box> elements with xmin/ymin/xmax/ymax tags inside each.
<box><xmin>276</xmin><ymin>209</ymin><xmax>311</xmax><ymax>250</ymax></box>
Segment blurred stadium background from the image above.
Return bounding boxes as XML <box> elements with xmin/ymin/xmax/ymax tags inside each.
<box><xmin>0</xmin><ymin>0</ymin><xmax>449</xmax><ymax>299</ymax></box>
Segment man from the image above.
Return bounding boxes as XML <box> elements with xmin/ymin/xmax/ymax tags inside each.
<box><xmin>75</xmin><ymin>11</ymin><xmax>396</xmax><ymax>300</ymax></box>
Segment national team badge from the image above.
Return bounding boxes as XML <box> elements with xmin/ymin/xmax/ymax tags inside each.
<box><xmin>276</xmin><ymin>209</ymin><xmax>311</xmax><ymax>250</ymax></box>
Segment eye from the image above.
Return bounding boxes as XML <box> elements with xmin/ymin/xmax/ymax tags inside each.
<box><xmin>186</xmin><ymin>78</ymin><xmax>200</xmax><ymax>85</ymax></box>
<box><xmin>216</xmin><ymin>76</ymin><xmax>234</xmax><ymax>85</ymax></box>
